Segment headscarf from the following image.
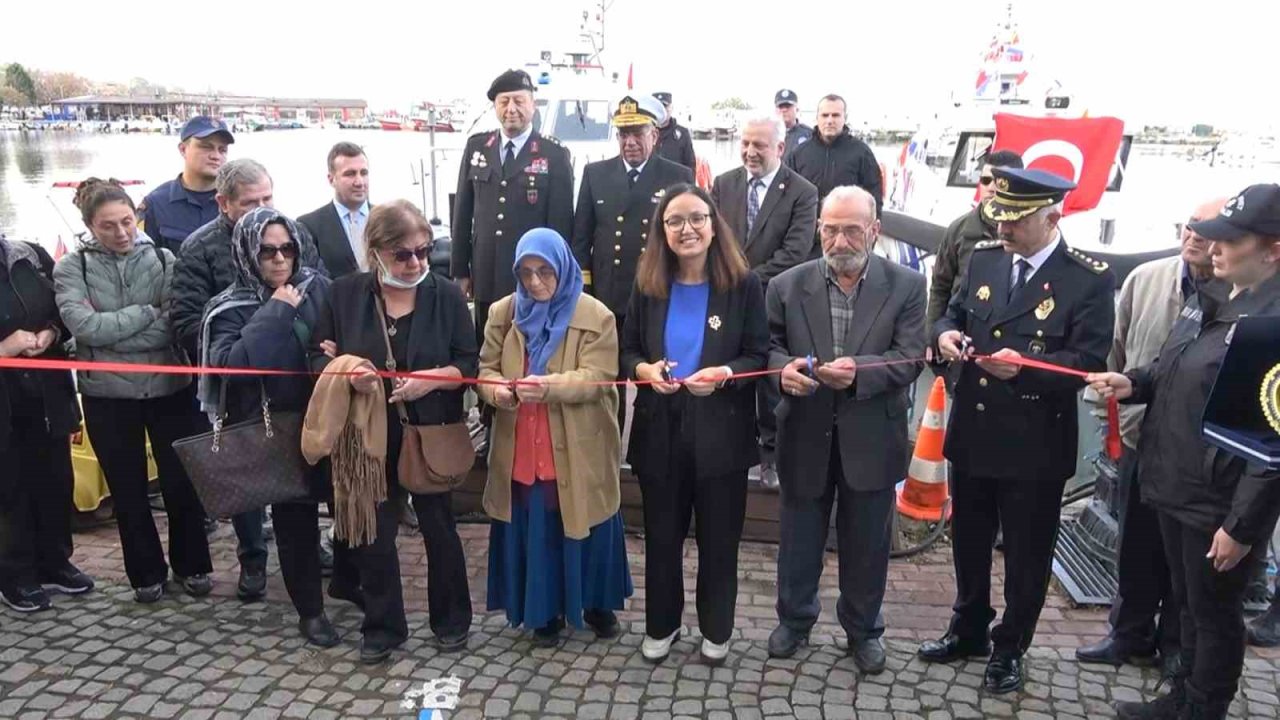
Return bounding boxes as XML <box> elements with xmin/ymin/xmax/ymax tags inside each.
<box><xmin>512</xmin><ymin>228</ymin><xmax>583</xmax><ymax>375</ymax></box>
<box><xmin>230</xmin><ymin>206</ymin><xmax>310</xmax><ymax>299</ymax></box>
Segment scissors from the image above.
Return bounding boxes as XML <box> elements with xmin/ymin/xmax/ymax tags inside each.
<box><xmin>660</xmin><ymin>359</ymin><xmax>673</xmax><ymax>384</ymax></box>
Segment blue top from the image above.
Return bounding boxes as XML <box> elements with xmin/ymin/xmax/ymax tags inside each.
<box><xmin>140</xmin><ymin>174</ymin><xmax>220</xmax><ymax>255</ymax></box>
<box><xmin>663</xmin><ymin>281</ymin><xmax>709</xmax><ymax>381</ymax></box>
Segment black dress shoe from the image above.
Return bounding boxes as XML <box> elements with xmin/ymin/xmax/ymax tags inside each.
<box><xmin>298</xmin><ymin>615</ymin><xmax>341</xmax><ymax>648</ymax></box>
<box><xmin>767</xmin><ymin>625</ymin><xmax>809</xmax><ymax>659</ymax></box>
<box><xmin>237</xmin><ymin>565</ymin><xmax>267</xmax><ymax>602</ymax></box>
<box><xmin>1075</xmin><ymin>635</ymin><xmax>1157</xmax><ymax>666</ymax></box>
<box><xmin>436</xmin><ymin>631</ymin><xmax>468</xmax><ymax>652</ymax></box>
<box><xmin>1159</xmin><ymin>652</ymin><xmax>1184</xmax><ymax>681</ymax></box>
<box><xmin>584</xmin><ymin>609</ymin><xmax>620</xmax><ymax>639</ymax></box>
<box><xmin>327</xmin><ymin>581</ymin><xmax>365</xmax><ymax>611</ymax></box>
<box><xmin>360</xmin><ymin>639</ymin><xmax>394</xmax><ymax>665</ymax></box>
<box><xmin>984</xmin><ymin>654</ymin><xmax>1024</xmax><ymax>695</ymax></box>
<box><xmin>851</xmin><ymin>637</ymin><xmax>887</xmax><ymax>675</ymax></box>
<box><xmin>918</xmin><ymin>633</ymin><xmax>992</xmax><ymax>663</ymax></box>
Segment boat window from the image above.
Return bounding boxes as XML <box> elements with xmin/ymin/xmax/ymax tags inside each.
<box><xmin>550</xmin><ymin>100</ymin><xmax>611</xmax><ymax>142</ymax></box>
<box><xmin>946</xmin><ymin>132</ymin><xmax>995</xmax><ymax>188</ymax></box>
<box><xmin>533</xmin><ymin>100</ymin><xmax>547</xmax><ymax>134</ymax></box>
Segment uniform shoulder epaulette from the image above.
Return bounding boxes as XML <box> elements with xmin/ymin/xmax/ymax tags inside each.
<box><xmin>541</xmin><ymin>134</ymin><xmax>563</xmax><ymax>146</ymax></box>
<box><xmin>1065</xmin><ymin>246</ymin><xmax>1109</xmax><ymax>274</ymax></box>
<box><xmin>974</xmin><ymin>239</ymin><xmax>1003</xmax><ymax>251</ymax></box>
<box><xmin>468</xmin><ymin>130</ymin><xmax>495</xmax><ymax>144</ymax></box>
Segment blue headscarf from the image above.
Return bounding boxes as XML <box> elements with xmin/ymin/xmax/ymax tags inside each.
<box><xmin>513</xmin><ymin>228</ymin><xmax>584</xmax><ymax>375</ymax></box>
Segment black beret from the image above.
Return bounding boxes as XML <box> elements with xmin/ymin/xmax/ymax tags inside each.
<box><xmin>487</xmin><ymin>69</ymin><xmax>535</xmax><ymax>101</ymax></box>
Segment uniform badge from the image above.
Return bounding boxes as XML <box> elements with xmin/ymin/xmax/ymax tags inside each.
<box><xmin>675</xmin><ymin>129</ymin><xmax>682</xmax><ymax>140</ymax></box>
<box><xmin>485</xmin><ymin>134</ymin><xmax>496</xmax><ymax>148</ymax></box>
<box><xmin>1034</xmin><ymin>297</ymin><xmax>1055</xmax><ymax>320</ymax></box>
<box><xmin>708</xmin><ymin>315</ymin><xmax>722</xmax><ymax>331</ymax></box>
<box><xmin>1262</xmin><ymin>363</ymin><xmax>1280</xmax><ymax>435</ymax></box>
<box><xmin>470</xmin><ymin>151</ymin><xmax>487</xmax><ymax>168</ymax></box>
<box><xmin>976</xmin><ymin>285</ymin><xmax>991</xmax><ymax>302</ymax></box>
<box><xmin>530</xmin><ymin>140</ymin><xmax>540</xmax><ymax>154</ymax></box>
<box><xmin>526</xmin><ymin>158</ymin><xmax>548</xmax><ymax>175</ymax></box>
<box><xmin>996</xmin><ymin>177</ymin><xmax>1009</xmax><ymax>192</ymax></box>
<box><xmin>1028</xmin><ymin>339</ymin><xmax>1047</xmax><ymax>354</ymax></box>
<box><xmin>527</xmin><ymin>189</ymin><xmax>538</xmax><ymax>205</ymax></box>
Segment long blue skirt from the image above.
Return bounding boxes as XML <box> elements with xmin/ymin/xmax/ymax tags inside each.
<box><xmin>487</xmin><ymin>480</ymin><xmax>633</xmax><ymax>631</ymax></box>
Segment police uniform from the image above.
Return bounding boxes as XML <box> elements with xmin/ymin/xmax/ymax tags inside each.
<box><xmin>451</xmin><ymin>69</ymin><xmax>574</xmax><ymax>347</ymax></box>
<box><xmin>138</xmin><ymin>116</ymin><xmax>233</xmax><ymax>255</ymax></box>
<box><xmin>775</xmin><ymin>89</ymin><xmax>812</xmax><ymax>160</ymax></box>
<box><xmin>922</xmin><ymin>168</ymin><xmax>1116</xmax><ymax>692</ymax></box>
<box><xmin>652</xmin><ymin>92</ymin><xmax>696</xmax><ymax>172</ymax></box>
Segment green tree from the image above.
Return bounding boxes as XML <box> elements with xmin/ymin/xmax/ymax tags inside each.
<box><xmin>4</xmin><ymin>63</ymin><xmax>37</xmax><ymax>105</ymax></box>
<box><xmin>711</xmin><ymin>97</ymin><xmax>752</xmax><ymax>111</ymax></box>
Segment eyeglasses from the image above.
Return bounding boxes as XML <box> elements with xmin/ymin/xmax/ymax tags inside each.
<box><xmin>819</xmin><ymin>224</ymin><xmax>869</xmax><ymax>241</ymax></box>
<box><xmin>257</xmin><ymin>243</ymin><xmax>298</xmax><ymax>261</ymax></box>
<box><xmin>978</xmin><ymin>175</ymin><xmax>995</xmax><ymax>186</ymax></box>
<box><xmin>389</xmin><ymin>246</ymin><xmax>431</xmax><ymax>264</ymax></box>
<box><xmin>663</xmin><ymin>213</ymin><xmax>710</xmax><ymax>231</ymax></box>
<box><xmin>516</xmin><ymin>266</ymin><xmax>558</xmax><ymax>283</ymax></box>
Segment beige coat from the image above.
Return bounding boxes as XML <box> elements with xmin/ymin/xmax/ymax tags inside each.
<box><xmin>477</xmin><ymin>293</ymin><xmax>620</xmax><ymax>540</ymax></box>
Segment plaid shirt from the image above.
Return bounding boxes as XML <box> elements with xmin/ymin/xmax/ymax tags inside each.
<box><xmin>820</xmin><ymin>259</ymin><xmax>864</xmax><ymax>357</ymax></box>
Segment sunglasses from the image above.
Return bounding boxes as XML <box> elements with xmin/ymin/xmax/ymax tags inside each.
<box><xmin>978</xmin><ymin>175</ymin><xmax>995</xmax><ymax>186</ymax></box>
<box><xmin>258</xmin><ymin>243</ymin><xmax>298</xmax><ymax>261</ymax></box>
<box><xmin>389</xmin><ymin>246</ymin><xmax>432</xmax><ymax>264</ymax></box>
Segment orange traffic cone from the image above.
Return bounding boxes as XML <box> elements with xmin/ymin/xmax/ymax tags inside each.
<box><xmin>896</xmin><ymin>376</ymin><xmax>950</xmax><ymax>521</ymax></box>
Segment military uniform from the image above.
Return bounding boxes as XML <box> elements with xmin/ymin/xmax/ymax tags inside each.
<box><xmin>775</xmin><ymin>89</ymin><xmax>811</xmax><ymax>160</ymax></box>
<box><xmin>451</xmin><ymin>69</ymin><xmax>574</xmax><ymax>346</ymax></box>
<box><xmin>924</xmin><ymin>167</ymin><xmax>1116</xmax><ymax>692</ymax></box>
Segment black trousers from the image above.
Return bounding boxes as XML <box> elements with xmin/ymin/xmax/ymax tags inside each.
<box><xmin>0</xmin><ymin>408</ymin><xmax>74</xmax><ymax>591</ymax></box>
<box><xmin>949</xmin><ymin>468</ymin><xmax>1067</xmax><ymax>657</ymax></box>
<box><xmin>81</xmin><ymin>388</ymin><xmax>212</xmax><ymax>588</ymax></box>
<box><xmin>1109</xmin><ymin>446</ymin><xmax>1180</xmax><ymax>655</ymax></box>
<box><xmin>273</xmin><ymin>500</ymin><xmax>358</xmax><ymax>620</ymax></box>
<box><xmin>473</xmin><ymin>300</ymin><xmax>493</xmax><ymax>360</ymax></box>
<box><xmin>409</xmin><ymin>490</ymin><xmax>473</xmax><ymax>638</ymax></box>
<box><xmin>776</xmin><ymin>441</ymin><xmax>894</xmax><ymax>640</ymax></box>
<box><xmin>1159</xmin><ymin>511</ymin><xmax>1263</xmax><ymax>703</ymax></box>
<box><xmin>756</xmin><ymin>377</ymin><xmax>779</xmax><ymax>465</ymax></box>
<box><xmin>638</xmin><ymin>415</ymin><xmax>748</xmax><ymax>644</ymax></box>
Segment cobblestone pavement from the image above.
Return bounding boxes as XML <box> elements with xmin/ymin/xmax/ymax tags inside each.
<box><xmin>2</xmin><ymin>517</ymin><xmax>1277</xmax><ymax>719</ymax></box>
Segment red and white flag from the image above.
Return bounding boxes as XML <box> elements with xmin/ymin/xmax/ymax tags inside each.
<box><xmin>990</xmin><ymin>113</ymin><xmax>1124</xmax><ymax>215</ymax></box>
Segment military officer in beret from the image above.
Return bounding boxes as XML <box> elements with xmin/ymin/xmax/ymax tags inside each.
<box><xmin>919</xmin><ymin>168</ymin><xmax>1116</xmax><ymax>694</ymax></box>
<box><xmin>652</xmin><ymin>91</ymin><xmax>696</xmax><ymax>172</ymax></box>
<box><xmin>572</xmin><ymin>94</ymin><xmax>694</xmax><ymax>430</ymax></box>
<box><xmin>452</xmin><ymin>68</ymin><xmax>575</xmax><ymax>348</ymax></box>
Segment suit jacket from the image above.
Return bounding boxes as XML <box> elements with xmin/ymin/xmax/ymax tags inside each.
<box><xmin>450</xmin><ymin>130</ymin><xmax>574</xmax><ymax>303</ymax></box>
<box><xmin>572</xmin><ymin>156</ymin><xmax>694</xmax><ymax>316</ymax></box>
<box><xmin>711</xmin><ymin>165</ymin><xmax>818</xmax><ymax>283</ymax></box>
<box><xmin>933</xmin><ymin>239</ymin><xmax>1115</xmax><ymax>480</ymax></box>
<box><xmin>766</xmin><ymin>256</ymin><xmax>926</xmax><ymax>496</ymax></box>
<box><xmin>299</xmin><ymin>202</ymin><xmax>363</xmax><ymax>279</ymax></box>
<box><xmin>621</xmin><ymin>273</ymin><xmax>769</xmax><ymax>478</ymax></box>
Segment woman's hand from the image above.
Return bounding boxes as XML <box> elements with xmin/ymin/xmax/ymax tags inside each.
<box><xmin>349</xmin><ymin>362</ymin><xmax>379</xmax><ymax>394</ymax></box>
<box><xmin>515</xmin><ymin>375</ymin><xmax>550</xmax><ymax>403</ymax></box>
<box><xmin>21</xmin><ymin>329</ymin><xmax>58</xmax><ymax>357</ymax></box>
<box><xmin>1086</xmin><ymin>372</ymin><xmax>1134</xmax><ymax>401</ymax></box>
<box><xmin>1206</xmin><ymin>528</ymin><xmax>1251</xmax><ymax>572</ymax></box>
<box><xmin>319</xmin><ymin>340</ymin><xmax>338</xmax><ymax>359</ymax></box>
<box><xmin>636</xmin><ymin>361</ymin><xmax>680</xmax><ymax>395</ymax></box>
<box><xmin>684</xmin><ymin>367</ymin><xmax>730</xmax><ymax>397</ymax></box>
<box><xmin>272</xmin><ymin>284</ymin><xmax>302</xmax><ymax>308</ymax></box>
<box><xmin>492</xmin><ymin>384</ymin><xmax>519</xmax><ymax>410</ymax></box>
<box><xmin>388</xmin><ymin>376</ymin><xmax>434</xmax><ymax>404</ymax></box>
<box><xmin>0</xmin><ymin>329</ymin><xmax>38</xmax><ymax>359</ymax></box>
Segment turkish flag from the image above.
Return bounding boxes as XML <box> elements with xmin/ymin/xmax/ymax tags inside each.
<box><xmin>626</xmin><ymin>63</ymin><xmax>634</xmax><ymax>90</ymax></box>
<box><xmin>991</xmin><ymin>113</ymin><xmax>1124</xmax><ymax>215</ymax></box>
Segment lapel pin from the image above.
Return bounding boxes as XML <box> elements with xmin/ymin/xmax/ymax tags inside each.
<box><xmin>976</xmin><ymin>285</ymin><xmax>991</xmax><ymax>302</ymax></box>
<box><xmin>708</xmin><ymin>315</ymin><xmax>722</xmax><ymax>331</ymax></box>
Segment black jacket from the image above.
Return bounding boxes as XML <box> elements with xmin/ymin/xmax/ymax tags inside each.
<box><xmin>572</xmin><ymin>156</ymin><xmax>695</xmax><ymax>316</ymax></box>
<box><xmin>784</xmin><ymin>126</ymin><xmax>883</xmax><ymax>216</ymax></box>
<box><xmin>450</xmin><ymin>130</ymin><xmax>574</xmax><ymax>303</ymax></box>
<box><xmin>298</xmin><ymin>203</ymin><xmax>362</xmax><ymax>279</ymax></box>
<box><xmin>620</xmin><ymin>273</ymin><xmax>769</xmax><ymax>478</ymax></box>
<box><xmin>655</xmin><ymin>121</ymin><xmax>696</xmax><ymax>171</ymax></box>
<box><xmin>170</xmin><ymin>214</ymin><xmax>326</xmax><ymax>361</ymax></box>
<box><xmin>308</xmin><ymin>272</ymin><xmax>477</xmax><ymax>426</ymax></box>
<box><xmin>934</xmin><ymin>239</ymin><xmax>1115</xmax><ymax>481</ymax></box>
<box><xmin>0</xmin><ymin>240</ymin><xmax>80</xmax><ymax>451</ymax></box>
<box><xmin>1128</xmin><ymin>275</ymin><xmax>1280</xmax><ymax>545</ymax></box>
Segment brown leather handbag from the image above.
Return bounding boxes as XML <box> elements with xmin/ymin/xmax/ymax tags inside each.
<box><xmin>376</xmin><ymin>295</ymin><xmax>475</xmax><ymax>495</ymax></box>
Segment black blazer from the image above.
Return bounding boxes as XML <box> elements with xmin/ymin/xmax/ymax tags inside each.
<box><xmin>572</xmin><ymin>156</ymin><xmax>695</xmax><ymax>316</ymax></box>
<box><xmin>308</xmin><ymin>271</ymin><xmax>477</xmax><ymax>425</ymax></box>
<box><xmin>298</xmin><ymin>202</ymin><xmax>362</xmax><ymax>279</ymax></box>
<box><xmin>620</xmin><ymin>273</ymin><xmax>769</xmax><ymax>478</ymax></box>
<box><xmin>766</xmin><ymin>256</ymin><xmax>926</xmax><ymax>496</ymax></box>
<box><xmin>711</xmin><ymin>165</ymin><xmax>819</xmax><ymax>283</ymax></box>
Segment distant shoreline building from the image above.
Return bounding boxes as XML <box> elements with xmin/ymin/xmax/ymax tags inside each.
<box><xmin>50</xmin><ymin>93</ymin><xmax>367</xmax><ymax>123</ymax></box>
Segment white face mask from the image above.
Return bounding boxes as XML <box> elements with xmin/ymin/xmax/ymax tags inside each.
<box><xmin>375</xmin><ymin>254</ymin><xmax>429</xmax><ymax>290</ymax></box>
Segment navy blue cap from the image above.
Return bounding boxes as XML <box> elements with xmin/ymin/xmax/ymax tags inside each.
<box><xmin>774</xmin><ymin>89</ymin><xmax>798</xmax><ymax>106</ymax></box>
<box><xmin>180</xmin><ymin>116</ymin><xmax>234</xmax><ymax>143</ymax></box>
<box><xmin>1188</xmin><ymin>184</ymin><xmax>1280</xmax><ymax>242</ymax></box>
<box><xmin>982</xmin><ymin>167</ymin><xmax>1076</xmax><ymax>223</ymax></box>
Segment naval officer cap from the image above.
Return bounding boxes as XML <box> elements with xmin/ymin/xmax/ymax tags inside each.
<box><xmin>774</xmin><ymin>89</ymin><xmax>798</xmax><ymax>107</ymax></box>
<box><xmin>652</xmin><ymin>91</ymin><xmax>673</xmax><ymax>106</ymax></box>
<box><xmin>982</xmin><ymin>167</ymin><xmax>1077</xmax><ymax>223</ymax></box>
<box><xmin>1188</xmin><ymin>184</ymin><xmax>1280</xmax><ymax>242</ymax></box>
<box><xmin>487</xmin><ymin>69</ymin><xmax>535</xmax><ymax>102</ymax></box>
<box><xmin>612</xmin><ymin>94</ymin><xmax>666</xmax><ymax>128</ymax></box>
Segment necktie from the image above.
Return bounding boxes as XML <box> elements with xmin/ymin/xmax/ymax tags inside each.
<box><xmin>349</xmin><ymin>212</ymin><xmax>366</xmax><ymax>271</ymax></box>
<box><xmin>628</xmin><ymin>168</ymin><xmax>640</xmax><ymax>185</ymax></box>
<box><xmin>747</xmin><ymin>178</ymin><xmax>763</xmax><ymax>234</ymax></box>
<box><xmin>503</xmin><ymin>141</ymin><xmax>515</xmax><ymax>171</ymax></box>
<box><xmin>1009</xmin><ymin>259</ymin><xmax>1031</xmax><ymax>301</ymax></box>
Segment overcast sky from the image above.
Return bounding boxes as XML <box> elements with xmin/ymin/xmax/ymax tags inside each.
<box><xmin>7</xmin><ymin>0</ymin><xmax>1280</xmax><ymax>131</ymax></box>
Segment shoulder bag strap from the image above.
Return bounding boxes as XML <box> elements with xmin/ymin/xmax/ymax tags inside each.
<box><xmin>373</xmin><ymin>292</ymin><xmax>410</xmax><ymax>427</ymax></box>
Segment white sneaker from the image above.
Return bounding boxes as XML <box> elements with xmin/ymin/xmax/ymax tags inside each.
<box><xmin>700</xmin><ymin>637</ymin><xmax>730</xmax><ymax>665</ymax></box>
<box><xmin>641</xmin><ymin>629</ymin><xmax>680</xmax><ymax>663</ymax></box>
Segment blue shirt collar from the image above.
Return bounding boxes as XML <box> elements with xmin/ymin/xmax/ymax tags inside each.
<box><xmin>333</xmin><ymin>198</ymin><xmax>370</xmax><ymax>221</ymax></box>
<box><xmin>167</xmin><ymin>174</ymin><xmax>217</xmax><ymax>206</ymax></box>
